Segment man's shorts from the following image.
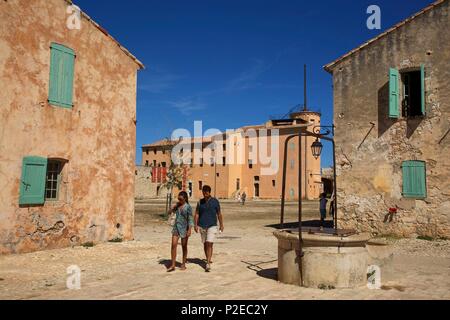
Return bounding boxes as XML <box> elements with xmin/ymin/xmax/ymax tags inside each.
<box><xmin>200</xmin><ymin>226</ymin><xmax>218</xmax><ymax>243</ymax></box>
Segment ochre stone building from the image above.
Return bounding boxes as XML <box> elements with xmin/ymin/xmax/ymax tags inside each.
<box><xmin>142</xmin><ymin>112</ymin><xmax>322</xmax><ymax>200</ymax></box>
<box><xmin>325</xmin><ymin>0</ymin><xmax>449</xmax><ymax>237</ymax></box>
<box><xmin>0</xmin><ymin>0</ymin><xmax>143</xmax><ymax>254</ymax></box>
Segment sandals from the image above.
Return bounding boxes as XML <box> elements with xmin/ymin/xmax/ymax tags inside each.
<box><xmin>166</xmin><ymin>266</ymin><xmax>176</xmax><ymax>272</ymax></box>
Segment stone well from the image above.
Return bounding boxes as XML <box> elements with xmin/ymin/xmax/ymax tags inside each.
<box><xmin>273</xmin><ymin>229</ymin><xmax>371</xmax><ymax>289</ymax></box>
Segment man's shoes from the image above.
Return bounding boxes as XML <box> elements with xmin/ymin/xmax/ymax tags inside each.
<box><xmin>205</xmin><ymin>263</ymin><xmax>211</xmax><ymax>272</ymax></box>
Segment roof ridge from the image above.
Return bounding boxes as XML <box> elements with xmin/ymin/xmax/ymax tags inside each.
<box><xmin>324</xmin><ymin>0</ymin><xmax>447</xmax><ymax>73</ymax></box>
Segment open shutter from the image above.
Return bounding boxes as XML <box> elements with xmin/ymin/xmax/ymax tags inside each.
<box><xmin>19</xmin><ymin>156</ymin><xmax>48</xmax><ymax>205</ymax></box>
<box><xmin>49</xmin><ymin>43</ymin><xmax>75</xmax><ymax>108</ymax></box>
<box><xmin>420</xmin><ymin>64</ymin><xmax>426</xmax><ymax>115</ymax></box>
<box><xmin>389</xmin><ymin>68</ymin><xmax>399</xmax><ymax>118</ymax></box>
<box><xmin>402</xmin><ymin>161</ymin><xmax>427</xmax><ymax>198</ymax></box>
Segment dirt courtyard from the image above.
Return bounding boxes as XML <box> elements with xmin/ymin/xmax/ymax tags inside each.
<box><xmin>0</xmin><ymin>199</ymin><xmax>449</xmax><ymax>300</ymax></box>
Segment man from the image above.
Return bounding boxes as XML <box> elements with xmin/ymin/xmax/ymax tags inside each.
<box><xmin>241</xmin><ymin>192</ymin><xmax>247</xmax><ymax>206</ymax></box>
<box><xmin>319</xmin><ymin>193</ymin><xmax>328</xmax><ymax>228</ymax></box>
<box><xmin>194</xmin><ymin>185</ymin><xmax>224</xmax><ymax>272</ymax></box>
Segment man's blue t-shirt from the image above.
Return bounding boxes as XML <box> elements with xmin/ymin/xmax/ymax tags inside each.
<box><xmin>196</xmin><ymin>197</ymin><xmax>221</xmax><ymax>229</ymax></box>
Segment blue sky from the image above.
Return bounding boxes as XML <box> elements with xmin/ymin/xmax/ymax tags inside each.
<box><xmin>75</xmin><ymin>0</ymin><xmax>434</xmax><ymax>167</ymax></box>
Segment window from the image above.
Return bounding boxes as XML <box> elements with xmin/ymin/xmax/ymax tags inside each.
<box><xmin>161</xmin><ymin>162</ymin><xmax>167</xmax><ymax>168</ymax></box>
<box><xmin>289</xmin><ymin>188</ymin><xmax>295</xmax><ymax>198</ymax></box>
<box><xmin>223</xmin><ymin>157</ymin><xmax>226</xmax><ymax>166</ymax></box>
<box><xmin>254</xmin><ymin>176</ymin><xmax>260</xmax><ymax>182</ymax></box>
<box><xmin>45</xmin><ymin>160</ymin><xmax>62</xmax><ymax>200</ymax></box>
<box><xmin>19</xmin><ymin>157</ymin><xmax>65</xmax><ymax>205</ymax></box>
<box><xmin>236</xmin><ymin>178</ymin><xmax>240</xmax><ymax>191</ymax></box>
<box><xmin>153</xmin><ymin>160</ymin><xmax>156</xmax><ymax>167</ymax></box>
<box><xmin>402</xmin><ymin>161</ymin><xmax>427</xmax><ymax>198</ymax></box>
<box><xmin>48</xmin><ymin>43</ymin><xmax>75</xmax><ymax>108</ymax></box>
<box><xmin>216</xmin><ymin>173</ymin><xmax>220</xmax><ymax>177</ymax></box>
<box><xmin>389</xmin><ymin>65</ymin><xmax>425</xmax><ymax>118</ymax></box>
<box><xmin>272</xmin><ymin>180</ymin><xmax>276</xmax><ymax>187</ymax></box>
<box><xmin>249</xmin><ymin>159</ymin><xmax>253</xmax><ymax>169</ymax></box>
<box><xmin>200</xmin><ymin>158</ymin><xmax>203</xmax><ymax>167</ymax></box>
<box><xmin>146</xmin><ymin>150</ymin><xmax>149</xmax><ymax>155</ymax></box>
<box><xmin>402</xmin><ymin>67</ymin><xmax>425</xmax><ymax>117</ymax></box>
<box><xmin>199</xmin><ymin>181</ymin><xmax>203</xmax><ymax>191</ymax></box>
<box><xmin>289</xmin><ymin>142</ymin><xmax>295</xmax><ymax>151</ymax></box>
<box><xmin>211</xmin><ymin>158</ymin><xmax>215</xmax><ymax>166</ymax></box>
<box><xmin>145</xmin><ymin>160</ymin><xmax>149</xmax><ymax>167</ymax></box>
<box><xmin>223</xmin><ymin>144</ymin><xmax>227</xmax><ymax>151</ymax></box>
<box><xmin>153</xmin><ymin>150</ymin><xmax>157</xmax><ymax>155</ymax></box>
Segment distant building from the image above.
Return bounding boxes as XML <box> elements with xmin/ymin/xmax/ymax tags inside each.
<box><xmin>0</xmin><ymin>0</ymin><xmax>143</xmax><ymax>254</ymax></box>
<box><xmin>142</xmin><ymin>112</ymin><xmax>322</xmax><ymax>200</ymax></box>
<box><xmin>324</xmin><ymin>0</ymin><xmax>449</xmax><ymax>237</ymax></box>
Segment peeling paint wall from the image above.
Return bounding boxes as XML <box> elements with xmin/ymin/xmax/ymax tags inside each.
<box><xmin>0</xmin><ymin>0</ymin><xmax>140</xmax><ymax>254</ymax></box>
<box><xmin>330</xmin><ymin>1</ymin><xmax>450</xmax><ymax>237</ymax></box>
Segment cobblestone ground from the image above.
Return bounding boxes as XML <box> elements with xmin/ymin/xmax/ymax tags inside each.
<box><xmin>0</xmin><ymin>200</ymin><xmax>449</xmax><ymax>300</ymax></box>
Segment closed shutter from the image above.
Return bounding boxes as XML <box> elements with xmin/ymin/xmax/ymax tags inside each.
<box><xmin>402</xmin><ymin>161</ymin><xmax>427</xmax><ymax>198</ymax></box>
<box><xmin>49</xmin><ymin>43</ymin><xmax>75</xmax><ymax>108</ymax></box>
<box><xmin>389</xmin><ymin>68</ymin><xmax>400</xmax><ymax>118</ymax></box>
<box><xmin>421</xmin><ymin>64</ymin><xmax>426</xmax><ymax>115</ymax></box>
<box><xmin>19</xmin><ymin>156</ymin><xmax>48</xmax><ymax>205</ymax></box>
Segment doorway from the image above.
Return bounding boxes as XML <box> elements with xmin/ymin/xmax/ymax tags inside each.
<box><xmin>254</xmin><ymin>183</ymin><xmax>260</xmax><ymax>198</ymax></box>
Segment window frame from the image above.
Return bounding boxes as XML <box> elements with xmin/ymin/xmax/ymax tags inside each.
<box><xmin>45</xmin><ymin>160</ymin><xmax>63</xmax><ymax>201</ymax></box>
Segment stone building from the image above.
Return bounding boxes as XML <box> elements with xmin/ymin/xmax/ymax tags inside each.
<box><xmin>142</xmin><ymin>112</ymin><xmax>322</xmax><ymax>200</ymax></box>
<box><xmin>134</xmin><ymin>165</ymin><xmax>171</xmax><ymax>200</ymax></box>
<box><xmin>0</xmin><ymin>0</ymin><xmax>143</xmax><ymax>254</ymax></box>
<box><xmin>324</xmin><ymin>0</ymin><xmax>449</xmax><ymax>237</ymax></box>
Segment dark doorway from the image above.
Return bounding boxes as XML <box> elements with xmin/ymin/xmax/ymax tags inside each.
<box><xmin>188</xmin><ymin>182</ymin><xmax>193</xmax><ymax>198</ymax></box>
<box><xmin>254</xmin><ymin>183</ymin><xmax>260</xmax><ymax>197</ymax></box>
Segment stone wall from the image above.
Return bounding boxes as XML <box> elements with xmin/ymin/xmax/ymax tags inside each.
<box><xmin>134</xmin><ymin>166</ymin><xmax>170</xmax><ymax>199</ymax></box>
<box><xmin>0</xmin><ymin>0</ymin><xmax>141</xmax><ymax>254</ymax></box>
<box><xmin>329</xmin><ymin>1</ymin><xmax>450</xmax><ymax>238</ymax></box>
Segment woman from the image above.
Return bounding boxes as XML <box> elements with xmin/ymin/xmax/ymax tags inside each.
<box><xmin>167</xmin><ymin>191</ymin><xmax>193</xmax><ymax>272</ymax></box>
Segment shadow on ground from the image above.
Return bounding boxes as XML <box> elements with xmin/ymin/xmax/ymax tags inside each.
<box><xmin>256</xmin><ymin>268</ymin><xmax>278</xmax><ymax>281</ymax></box>
<box><xmin>266</xmin><ymin>219</ymin><xmax>334</xmax><ymax>229</ymax></box>
<box><xmin>158</xmin><ymin>258</ymin><xmax>207</xmax><ymax>270</ymax></box>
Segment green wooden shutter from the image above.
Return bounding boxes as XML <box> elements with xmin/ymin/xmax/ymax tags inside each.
<box><xmin>402</xmin><ymin>161</ymin><xmax>427</xmax><ymax>198</ymax></box>
<box><xmin>49</xmin><ymin>43</ymin><xmax>75</xmax><ymax>108</ymax></box>
<box><xmin>19</xmin><ymin>156</ymin><xmax>48</xmax><ymax>205</ymax></box>
<box><xmin>420</xmin><ymin>64</ymin><xmax>426</xmax><ymax>115</ymax></box>
<box><xmin>389</xmin><ymin>68</ymin><xmax>400</xmax><ymax>118</ymax></box>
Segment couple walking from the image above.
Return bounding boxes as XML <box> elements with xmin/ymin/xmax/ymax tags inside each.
<box><xmin>167</xmin><ymin>185</ymin><xmax>224</xmax><ymax>273</ymax></box>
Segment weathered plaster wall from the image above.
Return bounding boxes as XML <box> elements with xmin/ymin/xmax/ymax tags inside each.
<box><xmin>0</xmin><ymin>0</ymin><xmax>140</xmax><ymax>254</ymax></box>
<box><xmin>331</xmin><ymin>1</ymin><xmax>450</xmax><ymax>237</ymax></box>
